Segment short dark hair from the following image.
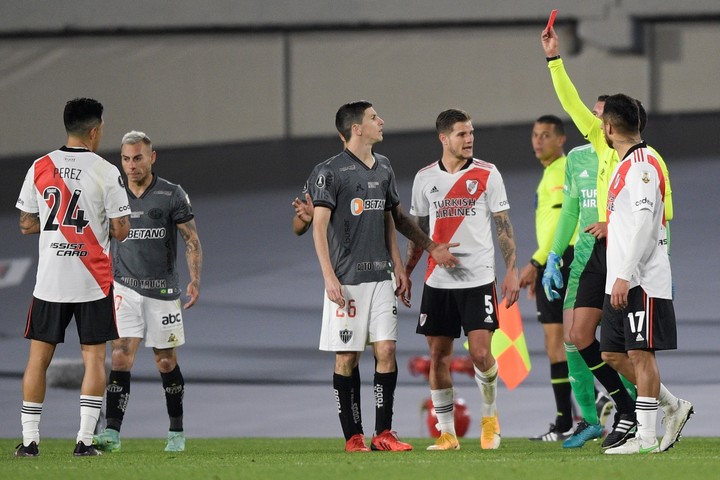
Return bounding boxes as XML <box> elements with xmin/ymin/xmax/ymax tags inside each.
<box><xmin>436</xmin><ymin>109</ymin><xmax>471</xmax><ymax>135</ymax></box>
<box><xmin>64</xmin><ymin>98</ymin><xmax>103</xmax><ymax>137</ymax></box>
<box><xmin>597</xmin><ymin>94</ymin><xmax>610</xmax><ymax>102</ymax></box>
<box><xmin>335</xmin><ymin>101</ymin><xmax>373</xmax><ymax>142</ymax></box>
<box><xmin>534</xmin><ymin>114</ymin><xmax>565</xmax><ymax>136</ymax></box>
<box><xmin>603</xmin><ymin>94</ymin><xmax>640</xmax><ymax>135</ymax></box>
<box><xmin>637</xmin><ymin>99</ymin><xmax>648</xmax><ymax>133</ymax></box>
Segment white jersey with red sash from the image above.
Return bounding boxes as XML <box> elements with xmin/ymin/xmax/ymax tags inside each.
<box><xmin>605</xmin><ymin>143</ymin><xmax>671</xmax><ymax>299</ymax></box>
<box><xmin>410</xmin><ymin>158</ymin><xmax>510</xmax><ymax>289</ymax></box>
<box><xmin>16</xmin><ymin>146</ymin><xmax>130</xmax><ymax>302</ymax></box>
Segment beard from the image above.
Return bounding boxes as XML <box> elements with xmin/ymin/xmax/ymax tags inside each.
<box><xmin>604</xmin><ymin>134</ymin><xmax>614</xmax><ymax>149</ymax></box>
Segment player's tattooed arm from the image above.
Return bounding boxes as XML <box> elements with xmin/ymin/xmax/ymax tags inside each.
<box><xmin>393</xmin><ymin>204</ymin><xmax>459</xmax><ymax>267</ymax></box>
<box><xmin>493</xmin><ymin>210</ymin><xmax>518</xmax><ymax>271</ymax></box>
<box><xmin>110</xmin><ymin>215</ymin><xmax>130</xmax><ymax>241</ymax></box>
<box><xmin>19</xmin><ymin>211</ymin><xmax>40</xmax><ymax>235</ymax></box>
<box><xmin>405</xmin><ymin>215</ymin><xmax>429</xmax><ymax>277</ymax></box>
<box><xmin>179</xmin><ymin>219</ymin><xmax>202</xmax><ymax>308</ymax></box>
<box><xmin>392</xmin><ymin>204</ymin><xmax>431</xmax><ymax>249</ymax></box>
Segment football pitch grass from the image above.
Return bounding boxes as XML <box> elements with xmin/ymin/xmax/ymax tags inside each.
<box><xmin>2</xmin><ymin>437</ymin><xmax>719</xmax><ymax>479</ymax></box>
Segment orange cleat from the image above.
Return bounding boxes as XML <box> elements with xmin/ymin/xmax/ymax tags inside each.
<box><xmin>345</xmin><ymin>433</ymin><xmax>371</xmax><ymax>452</ymax></box>
<box><xmin>371</xmin><ymin>430</ymin><xmax>413</xmax><ymax>451</ymax></box>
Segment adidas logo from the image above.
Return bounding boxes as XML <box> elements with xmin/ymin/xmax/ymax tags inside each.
<box><xmin>580</xmin><ymin>170</ymin><xmax>589</xmax><ymax>178</ymax></box>
<box><xmin>430</xmin><ymin>186</ymin><xmax>439</xmax><ymax>193</ymax></box>
<box><xmin>484</xmin><ymin>315</ymin><xmax>493</xmax><ymax>323</ymax></box>
<box><xmin>635</xmin><ymin>333</ymin><xmax>644</xmax><ymax>341</ymax></box>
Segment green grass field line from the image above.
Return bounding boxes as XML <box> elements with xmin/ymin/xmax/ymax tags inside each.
<box><xmin>2</xmin><ymin>438</ymin><xmax>719</xmax><ymax>480</ymax></box>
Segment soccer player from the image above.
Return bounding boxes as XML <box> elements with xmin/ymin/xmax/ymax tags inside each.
<box><xmin>309</xmin><ymin>100</ymin><xmax>457</xmax><ymax>452</ymax></box>
<box><xmin>541</xmin><ymin>26</ymin><xmax>692</xmax><ymax>451</ymax></box>
<box><xmin>542</xmin><ymin>132</ymin><xmax>623</xmax><ymax>448</ymax></box>
<box><xmin>93</xmin><ymin>131</ymin><xmax>203</xmax><ymax>453</ymax></box>
<box><xmin>15</xmin><ymin>98</ymin><xmax>130</xmax><ymax>457</ymax></box>
<box><xmin>405</xmin><ymin>108</ymin><xmax>520</xmax><ymax>451</ymax></box>
<box><xmin>520</xmin><ymin>115</ymin><xmax>576</xmax><ymax>442</ymax></box>
<box><xmin>599</xmin><ymin>94</ymin><xmax>689</xmax><ymax>454</ymax></box>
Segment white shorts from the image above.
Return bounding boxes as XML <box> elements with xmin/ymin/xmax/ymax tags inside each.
<box><xmin>319</xmin><ymin>280</ymin><xmax>398</xmax><ymax>352</ymax></box>
<box><xmin>113</xmin><ymin>282</ymin><xmax>185</xmax><ymax>349</ymax></box>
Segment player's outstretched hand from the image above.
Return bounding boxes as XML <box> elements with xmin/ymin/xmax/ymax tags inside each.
<box><xmin>428</xmin><ymin>242</ymin><xmax>460</xmax><ymax>269</ymax></box>
<box><xmin>542</xmin><ymin>251</ymin><xmax>563</xmax><ymax>301</ymax></box>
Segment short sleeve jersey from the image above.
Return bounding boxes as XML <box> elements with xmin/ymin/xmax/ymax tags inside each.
<box><xmin>113</xmin><ymin>175</ymin><xmax>194</xmax><ymax>300</ymax></box>
<box><xmin>310</xmin><ymin>150</ymin><xmax>400</xmax><ymax>285</ymax></box>
<box><xmin>409</xmin><ymin>158</ymin><xmax>509</xmax><ymax>289</ymax></box>
<box><xmin>16</xmin><ymin>146</ymin><xmax>130</xmax><ymax>302</ymax></box>
<box><xmin>606</xmin><ymin>143</ymin><xmax>671</xmax><ymax>298</ymax></box>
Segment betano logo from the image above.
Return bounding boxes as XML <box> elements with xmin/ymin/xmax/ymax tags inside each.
<box><xmin>350</xmin><ymin>198</ymin><xmax>385</xmax><ymax>216</ymax></box>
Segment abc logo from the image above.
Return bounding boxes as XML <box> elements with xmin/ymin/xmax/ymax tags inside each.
<box><xmin>161</xmin><ymin>313</ymin><xmax>183</xmax><ymax>325</ymax></box>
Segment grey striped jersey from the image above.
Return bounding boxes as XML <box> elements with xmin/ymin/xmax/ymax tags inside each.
<box><xmin>310</xmin><ymin>150</ymin><xmax>400</xmax><ymax>285</ymax></box>
<box><xmin>112</xmin><ymin>175</ymin><xmax>194</xmax><ymax>300</ymax></box>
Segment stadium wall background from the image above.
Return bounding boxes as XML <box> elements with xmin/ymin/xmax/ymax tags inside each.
<box><xmin>2</xmin><ymin>1</ymin><xmax>719</xmax><ymax>211</ymax></box>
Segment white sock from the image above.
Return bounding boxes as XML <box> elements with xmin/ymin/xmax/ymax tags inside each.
<box><xmin>658</xmin><ymin>383</ymin><xmax>679</xmax><ymax>413</ymax></box>
<box><xmin>474</xmin><ymin>362</ymin><xmax>498</xmax><ymax>418</ymax></box>
<box><xmin>636</xmin><ymin>396</ymin><xmax>658</xmax><ymax>446</ymax></box>
<box><xmin>77</xmin><ymin>395</ymin><xmax>103</xmax><ymax>445</ymax></box>
<box><xmin>430</xmin><ymin>388</ymin><xmax>456</xmax><ymax>436</ymax></box>
<box><xmin>21</xmin><ymin>401</ymin><xmax>43</xmax><ymax>446</ymax></box>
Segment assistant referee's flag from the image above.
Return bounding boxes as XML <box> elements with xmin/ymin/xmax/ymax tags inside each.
<box><xmin>491</xmin><ymin>301</ymin><xmax>531</xmax><ymax>390</ymax></box>
<box><xmin>466</xmin><ymin>301</ymin><xmax>531</xmax><ymax>390</ymax></box>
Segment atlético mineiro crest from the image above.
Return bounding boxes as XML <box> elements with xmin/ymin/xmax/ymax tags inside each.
<box><xmin>339</xmin><ymin>329</ymin><xmax>353</xmax><ymax>344</ymax></box>
<box><xmin>466</xmin><ymin>179</ymin><xmax>478</xmax><ymax>195</ymax></box>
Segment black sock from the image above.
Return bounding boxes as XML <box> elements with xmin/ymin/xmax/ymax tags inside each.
<box><xmin>351</xmin><ymin>366</ymin><xmax>362</xmax><ymax>429</ymax></box>
<box><xmin>578</xmin><ymin>340</ymin><xmax>635</xmax><ymax>414</ymax></box>
<box><xmin>161</xmin><ymin>365</ymin><xmax>184</xmax><ymax>432</ymax></box>
<box><xmin>374</xmin><ymin>369</ymin><xmax>397</xmax><ymax>435</ymax></box>
<box><xmin>105</xmin><ymin>370</ymin><xmax>130</xmax><ymax>432</ymax></box>
<box><xmin>334</xmin><ymin>373</ymin><xmax>362</xmax><ymax>440</ymax></box>
<box><xmin>550</xmin><ymin>361</ymin><xmax>573</xmax><ymax>431</ymax></box>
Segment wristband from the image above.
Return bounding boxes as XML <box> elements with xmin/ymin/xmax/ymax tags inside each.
<box><xmin>530</xmin><ymin>259</ymin><xmax>543</xmax><ymax>269</ymax></box>
<box><xmin>546</xmin><ymin>55</ymin><xmax>561</xmax><ymax>62</ymax></box>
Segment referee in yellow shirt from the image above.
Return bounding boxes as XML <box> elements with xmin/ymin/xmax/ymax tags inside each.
<box><xmin>520</xmin><ymin>115</ymin><xmax>577</xmax><ymax>441</ymax></box>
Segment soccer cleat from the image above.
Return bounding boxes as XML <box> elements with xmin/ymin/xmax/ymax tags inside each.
<box><xmin>14</xmin><ymin>441</ymin><xmax>39</xmax><ymax>457</ymax></box>
<box><xmin>165</xmin><ymin>431</ymin><xmax>186</xmax><ymax>452</ymax></box>
<box><xmin>660</xmin><ymin>399</ymin><xmax>694</xmax><ymax>452</ymax></box>
<box><xmin>529</xmin><ymin>423</ymin><xmax>573</xmax><ymax>442</ymax></box>
<box><xmin>601</xmin><ymin>412</ymin><xmax>636</xmax><ymax>449</ymax></box>
<box><xmin>481</xmin><ymin>414</ymin><xmax>501</xmax><ymax>450</ymax></box>
<box><xmin>92</xmin><ymin>428</ymin><xmax>121</xmax><ymax>452</ymax></box>
<box><xmin>73</xmin><ymin>441</ymin><xmax>102</xmax><ymax>456</ymax></box>
<box><xmin>604</xmin><ymin>436</ymin><xmax>659</xmax><ymax>455</ymax></box>
<box><xmin>426</xmin><ymin>432</ymin><xmax>460</xmax><ymax>451</ymax></box>
<box><xmin>371</xmin><ymin>430</ymin><xmax>412</xmax><ymax>451</ymax></box>
<box><xmin>562</xmin><ymin>420</ymin><xmax>603</xmax><ymax>448</ymax></box>
<box><xmin>595</xmin><ymin>391</ymin><xmax>614</xmax><ymax>429</ymax></box>
<box><xmin>345</xmin><ymin>433</ymin><xmax>371</xmax><ymax>452</ymax></box>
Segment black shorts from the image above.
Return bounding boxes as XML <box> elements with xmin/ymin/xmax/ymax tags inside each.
<box><xmin>25</xmin><ymin>290</ymin><xmax>119</xmax><ymax>344</ymax></box>
<box><xmin>535</xmin><ymin>248</ymin><xmax>573</xmax><ymax>324</ymax></box>
<box><xmin>416</xmin><ymin>282</ymin><xmax>499</xmax><ymax>338</ymax></box>
<box><xmin>599</xmin><ymin>286</ymin><xmax>677</xmax><ymax>352</ymax></box>
<box><xmin>575</xmin><ymin>240</ymin><xmax>606</xmax><ymax>309</ymax></box>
